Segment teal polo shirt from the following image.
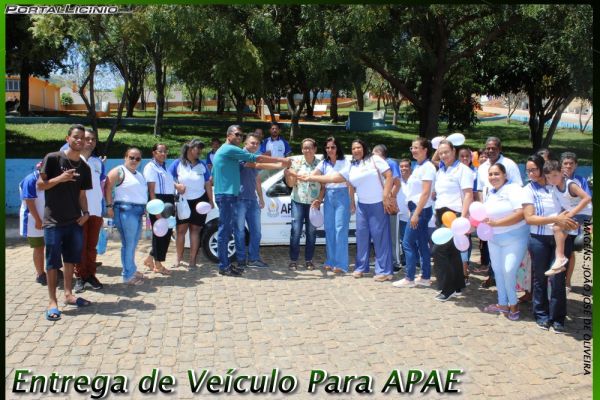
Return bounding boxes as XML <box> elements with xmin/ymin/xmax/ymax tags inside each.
<box><xmin>212</xmin><ymin>143</ymin><xmax>258</xmax><ymax>195</ymax></box>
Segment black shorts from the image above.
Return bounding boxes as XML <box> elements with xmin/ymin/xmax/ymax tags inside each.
<box><xmin>177</xmin><ymin>193</ymin><xmax>209</xmax><ymax>227</ymax></box>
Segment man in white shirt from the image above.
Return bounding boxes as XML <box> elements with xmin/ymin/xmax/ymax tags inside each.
<box><xmin>260</xmin><ymin>123</ymin><xmax>291</xmax><ymax>157</ymax></box>
<box><xmin>475</xmin><ymin>137</ymin><xmax>523</xmax><ymax>202</ymax></box>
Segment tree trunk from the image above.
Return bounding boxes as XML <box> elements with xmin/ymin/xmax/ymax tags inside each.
<box><xmin>78</xmin><ymin>61</ymin><xmax>99</xmax><ymax>134</ymax></box>
<box><xmin>198</xmin><ymin>87</ymin><xmax>203</xmax><ymax>112</ymax></box>
<box><xmin>311</xmin><ymin>89</ymin><xmax>320</xmax><ymax>115</ymax></box>
<box><xmin>304</xmin><ymin>89</ymin><xmax>313</xmax><ymax>117</ymax></box>
<box><xmin>216</xmin><ymin>87</ymin><xmax>225</xmax><ymax>114</ymax></box>
<box><xmin>104</xmin><ymin>79</ymin><xmax>129</xmax><ymax>156</ymax></box>
<box><xmin>528</xmin><ymin>93</ymin><xmax>543</xmax><ymax>150</ymax></box>
<box><xmin>330</xmin><ymin>85</ymin><xmax>339</xmax><ymax>122</ymax></box>
<box><xmin>287</xmin><ymin>90</ymin><xmax>305</xmax><ymax>140</ymax></box>
<box><xmin>153</xmin><ymin>60</ymin><xmax>166</xmax><ymax>137</ymax></box>
<box><xmin>354</xmin><ymin>82</ymin><xmax>365</xmax><ymax>111</ymax></box>
<box><xmin>187</xmin><ymin>85</ymin><xmax>197</xmax><ymax>112</ymax></box>
<box><xmin>542</xmin><ymin>93</ymin><xmax>575</xmax><ymax>149</ymax></box>
<box><xmin>18</xmin><ymin>59</ymin><xmax>30</xmax><ymax>116</ymax></box>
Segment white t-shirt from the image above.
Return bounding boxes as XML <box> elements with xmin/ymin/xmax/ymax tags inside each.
<box><xmin>552</xmin><ymin>179</ymin><xmax>592</xmax><ymax>216</ymax></box>
<box><xmin>347</xmin><ymin>156</ymin><xmax>390</xmax><ymax>204</ymax></box>
<box><xmin>174</xmin><ymin>161</ymin><xmax>209</xmax><ymax>200</ymax></box>
<box><xmin>434</xmin><ymin>160</ymin><xmax>474</xmax><ymax>212</ymax></box>
<box><xmin>114</xmin><ymin>167</ymin><xmax>148</xmax><ymax>205</ymax></box>
<box><xmin>522</xmin><ymin>181</ymin><xmax>559</xmax><ymax>236</ymax></box>
<box><xmin>405</xmin><ymin>160</ymin><xmax>436</xmax><ymax>208</ymax></box>
<box><xmin>396</xmin><ymin>177</ymin><xmax>409</xmax><ymax>221</ymax></box>
<box><xmin>476</xmin><ymin>154</ymin><xmax>523</xmax><ymax>195</ymax></box>
<box><xmin>483</xmin><ymin>183</ymin><xmax>527</xmax><ymax>235</ymax></box>
<box><xmin>316</xmin><ymin>158</ymin><xmax>349</xmax><ymax>189</ymax></box>
<box><xmin>143</xmin><ymin>160</ymin><xmax>176</xmax><ymax>195</ymax></box>
<box><xmin>84</xmin><ymin>156</ymin><xmax>104</xmax><ymax>217</ymax></box>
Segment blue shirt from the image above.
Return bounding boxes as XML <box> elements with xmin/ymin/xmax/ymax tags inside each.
<box><xmin>212</xmin><ymin>144</ymin><xmax>257</xmax><ymax>195</ymax></box>
<box><xmin>239</xmin><ymin>150</ymin><xmax>259</xmax><ymax>200</ymax></box>
<box><xmin>387</xmin><ymin>158</ymin><xmax>400</xmax><ymax>179</ymax></box>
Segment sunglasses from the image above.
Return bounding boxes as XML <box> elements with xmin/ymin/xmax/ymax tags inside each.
<box><xmin>128</xmin><ymin>156</ymin><xmax>142</xmax><ymax>162</ymax></box>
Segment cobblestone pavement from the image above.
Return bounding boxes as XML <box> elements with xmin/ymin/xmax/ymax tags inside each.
<box><xmin>4</xmin><ymin>224</ymin><xmax>593</xmax><ymax>399</ymax></box>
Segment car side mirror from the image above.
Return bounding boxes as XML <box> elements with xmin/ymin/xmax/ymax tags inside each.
<box><xmin>267</xmin><ymin>178</ymin><xmax>292</xmax><ymax>197</ymax></box>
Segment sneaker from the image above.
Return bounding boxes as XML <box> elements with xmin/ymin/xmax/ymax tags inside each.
<box><xmin>36</xmin><ymin>273</ymin><xmax>47</xmax><ymax>286</ymax></box>
<box><xmin>392</xmin><ymin>278</ymin><xmax>415</xmax><ymax>288</ymax></box>
<box><xmin>373</xmin><ymin>274</ymin><xmax>393</xmax><ymax>282</ymax></box>
<box><xmin>73</xmin><ymin>278</ymin><xmax>86</xmax><ymax>293</ymax></box>
<box><xmin>454</xmin><ymin>289</ymin><xmax>463</xmax><ymax>297</ymax></box>
<box><xmin>545</xmin><ymin>257</ymin><xmax>568</xmax><ymax>276</ymax></box>
<box><xmin>537</xmin><ymin>320</ymin><xmax>551</xmax><ymax>331</ymax></box>
<box><xmin>434</xmin><ymin>292</ymin><xmax>457</xmax><ymax>302</ymax></box>
<box><xmin>232</xmin><ymin>263</ymin><xmax>245</xmax><ymax>274</ymax></box>
<box><xmin>464</xmin><ymin>278</ymin><xmax>470</xmax><ymax>286</ymax></box>
<box><xmin>219</xmin><ymin>267</ymin><xmax>242</xmax><ymax>277</ymax></box>
<box><xmin>415</xmin><ymin>277</ymin><xmax>431</xmax><ymax>287</ymax></box>
<box><xmin>551</xmin><ymin>322</ymin><xmax>566</xmax><ymax>334</ymax></box>
<box><xmin>84</xmin><ymin>275</ymin><xmax>103</xmax><ymax>290</ymax></box>
<box><xmin>248</xmin><ymin>260</ymin><xmax>269</xmax><ymax>268</ymax></box>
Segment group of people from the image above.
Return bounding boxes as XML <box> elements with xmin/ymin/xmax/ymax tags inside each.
<box><xmin>20</xmin><ymin>123</ymin><xmax>591</xmax><ymax>333</ymax></box>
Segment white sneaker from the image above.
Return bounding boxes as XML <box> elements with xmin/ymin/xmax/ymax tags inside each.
<box><xmin>415</xmin><ymin>277</ymin><xmax>431</xmax><ymax>287</ymax></box>
<box><xmin>545</xmin><ymin>258</ymin><xmax>568</xmax><ymax>276</ymax></box>
<box><xmin>392</xmin><ymin>278</ymin><xmax>415</xmax><ymax>288</ymax></box>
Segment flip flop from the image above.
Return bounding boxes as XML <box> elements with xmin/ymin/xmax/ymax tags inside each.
<box><xmin>153</xmin><ymin>267</ymin><xmax>172</xmax><ymax>276</ymax></box>
<box><xmin>45</xmin><ymin>308</ymin><xmax>61</xmax><ymax>321</ymax></box>
<box><xmin>64</xmin><ymin>297</ymin><xmax>92</xmax><ymax>307</ymax></box>
<box><xmin>483</xmin><ymin>304</ymin><xmax>508</xmax><ymax>314</ymax></box>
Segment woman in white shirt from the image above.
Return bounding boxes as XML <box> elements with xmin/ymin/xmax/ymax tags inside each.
<box><xmin>522</xmin><ymin>154</ymin><xmax>578</xmax><ymax>332</ymax></box>
<box><xmin>168</xmin><ymin>139</ymin><xmax>214</xmax><ymax>269</ymax></box>
<box><xmin>105</xmin><ymin>148</ymin><xmax>148</xmax><ymax>285</ymax></box>
<box><xmin>430</xmin><ymin>140</ymin><xmax>474</xmax><ymax>301</ymax></box>
<box><xmin>301</xmin><ymin>137</ymin><xmax>351</xmax><ymax>273</ymax></box>
<box><xmin>394</xmin><ymin>137</ymin><xmax>436</xmax><ymax>288</ymax></box>
<box><xmin>143</xmin><ymin>143</ymin><xmax>177</xmax><ymax>275</ymax></box>
<box><xmin>481</xmin><ymin>163</ymin><xmax>529</xmax><ymax>320</ymax></box>
<box><xmin>347</xmin><ymin>139</ymin><xmax>394</xmax><ymax>281</ymax></box>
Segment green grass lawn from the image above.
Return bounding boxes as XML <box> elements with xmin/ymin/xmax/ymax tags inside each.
<box><xmin>5</xmin><ymin>119</ymin><xmax>593</xmax><ymax>165</ymax></box>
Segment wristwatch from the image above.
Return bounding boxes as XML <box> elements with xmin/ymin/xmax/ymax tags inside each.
<box><xmin>106</xmin><ymin>204</ymin><xmax>113</xmax><ymax>208</ymax></box>
<box><xmin>83</xmin><ymin>211</ymin><xmax>90</xmax><ymax>216</ymax></box>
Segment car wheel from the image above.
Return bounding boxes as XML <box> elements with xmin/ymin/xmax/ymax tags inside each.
<box><xmin>201</xmin><ymin>220</ymin><xmax>248</xmax><ymax>263</ymax></box>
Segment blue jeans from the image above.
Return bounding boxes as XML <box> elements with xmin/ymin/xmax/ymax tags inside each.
<box><xmin>530</xmin><ymin>234</ymin><xmax>574</xmax><ymax>325</ymax></box>
<box><xmin>216</xmin><ymin>194</ymin><xmax>238</xmax><ymax>270</ymax></box>
<box><xmin>44</xmin><ymin>223</ymin><xmax>84</xmax><ymax>269</ymax></box>
<box><xmin>488</xmin><ymin>225</ymin><xmax>530</xmax><ymax>306</ymax></box>
<box><xmin>290</xmin><ymin>200</ymin><xmax>317</xmax><ymax>262</ymax></box>
<box><xmin>398</xmin><ymin>219</ymin><xmax>407</xmax><ymax>265</ymax></box>
<box><xmin>355</xmin><ymin>202</ymin><xmax>393</xmax><ymax>275</ymax></box>
<box><xmin>323</xmin><ymin>188</ymin><xmax>350</xmax><ymax>271</ymax></box>
<box><xmin>235</xmin><ymin>198</ymin><xmax>261</xmax><ymax>262</ymax></box>
<box><xmin>114</xmin><ymin>202</ymin><xmax>145</xmax><ymax>282</ymax></box>
<box><xmin>403</xmin><ymin>203</ymin><xmax>433</xmax><ymax>280</ymax></box>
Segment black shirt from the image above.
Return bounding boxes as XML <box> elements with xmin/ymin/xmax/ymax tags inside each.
<box><xmin>40</xmin><ymin>151</ymin><xmax>93</xmax><ymax>227</ymax></box>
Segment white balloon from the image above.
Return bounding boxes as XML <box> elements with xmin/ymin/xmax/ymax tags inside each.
<box><xmin>195</xmin><ymin>201</ymin><xmax>212</xmax><ymax>214</ymax></box>
<box><xmin>309</xmin><ymin>207</ymin><xmax>324</xmax><ymax>228</ymax></box>
<box><xmin>153</xmin><ymin>218</ymin><xmax>169</xmax><ymax>237</ymax></box>
<box><xmin>431</xmin><ymin>136</ymin><xmax>444</xmax><ymax>150</ymax></box>
<box><xmin>447</xmin><ymin>133</ymin><xmax>465</xmax><ymax>147</ymax></box>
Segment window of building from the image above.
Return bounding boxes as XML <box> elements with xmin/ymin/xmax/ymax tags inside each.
<box><xmin>6</xmin><ymin>79</ymin><xmax>20</xmax><ymax>92</ymax></box>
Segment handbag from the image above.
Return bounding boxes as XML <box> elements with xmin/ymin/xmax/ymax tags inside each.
<box><xmin>176</xmin><ymin>195</ymin><xmax>191</xmax><ymax>220</ymax></box>
<box><xmin>372</xmin><ymin>157</ymin><xmax>399</xmax><ymax>215</ymax></box>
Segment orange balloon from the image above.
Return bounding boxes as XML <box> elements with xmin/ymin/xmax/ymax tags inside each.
<box><xmin>472</xmin><ymin>151</ymin><xmax>480</xmax><ymax>168</ymax></box>
<box><xmin>442</xmin><ymin>211</ymin><xmax>457</xmax><ymax>228</ymax></box>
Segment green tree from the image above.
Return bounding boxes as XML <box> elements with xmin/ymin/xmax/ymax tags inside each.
<box><xmin>6</xmin><ymin>14</ymin><xmax>67</xmax><ymax>116</ymax></box>
<box><xmin>60</xmin><ymin>92</ymin><xmax>74</xmax><ymax>107</ymax></box>
<box><xmin>340</xmin><ymin>4</ymin><xmax>518</xmax><ymax>138</ymax></box>
<box><xmin>479</xmin><ymin>4</ymin><xmax>592</xmax><ymax>150</ymax></box>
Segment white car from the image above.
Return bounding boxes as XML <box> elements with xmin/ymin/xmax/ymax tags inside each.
<box><xmin>200</xmin><ymin>157</ymin><xmax>357</xmax><ymax>262</ymax></box>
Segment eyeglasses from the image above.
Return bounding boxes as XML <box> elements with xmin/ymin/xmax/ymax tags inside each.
<box><xmin>526</xmin><ymin>168</ymin><xmax>539</xmax><ymax>173</ymax></box>
<box><xmin>128</xmin><ymin>156</ymin><xmax>142</xmax><ymax>162</ymax></box>
<box><xmin>232</xmin><ymin>132</ymin><xmax>242</xmax><ymax>137</ymax></box>
<box><xmin>325</xmin><ymin>146</ymin><xmax>336</xmax><ymax>150</ymax></box>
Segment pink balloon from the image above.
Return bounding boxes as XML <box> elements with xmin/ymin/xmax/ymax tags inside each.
<box><xmin>469</xmin><ymin>201</ymin><xmax>487</xmax><ymax>221</ymax></box>
<box><xmin>468</xmin><ymin>215</ymin><xmax>480</xmax><ymax>227</ymax></box>
<box><xmin>451</xmin><ymin>217</ymin><xmax>471</xmax><ymax>235</ymax></box>
<box><xmin>153</xmin><ymin>218</ymin><xmax>169</xmax><ymax>237</ymax></box>
<box><xmin>477</xmin><ymin>222</ymin><xmax>493</xmax><ymax>241</ymax></box>
<box><xmin>453</xmin><ymin>234</ymin><xmax>470</xmax><ymax>252</ymax></box>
